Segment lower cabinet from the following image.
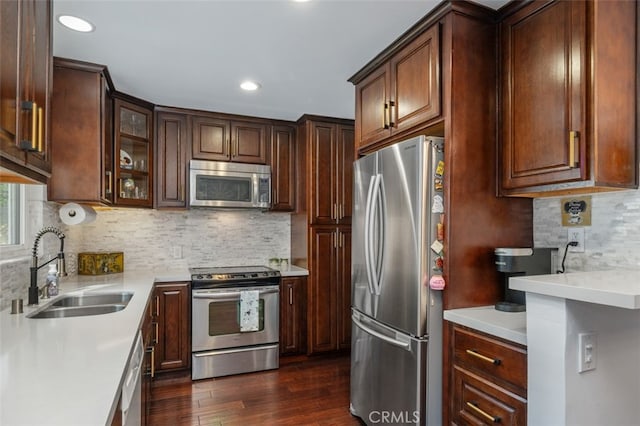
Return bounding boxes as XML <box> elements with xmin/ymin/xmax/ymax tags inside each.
<box><xmin>141</xmin><ymin>295</ymin><xmax>156</xmax><ymax>426</ymax></box>
<box><xmin>279</xmin><ymin>276</ymin><xmax>307</xmax><ymax>355</ymax></box>
<box><xmin>307</xmin><ymin>226</ymin><xmax>351</xmax><ymax>354</ymax></box>
<box><xmin>449</xmin><ymin>323</ymin><xmax>527</xmax><ymax>425</ymax></box>
<box><xmin>154</xmin><ymin>282</ymin><xmax>191</xmax><ymax>372</ymax></box>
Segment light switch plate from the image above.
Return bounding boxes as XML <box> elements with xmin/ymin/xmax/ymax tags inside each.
<box><xmin>578</xmin><ymin>332</ymin><xmax>597</xmax><ymax>373</ymax></box>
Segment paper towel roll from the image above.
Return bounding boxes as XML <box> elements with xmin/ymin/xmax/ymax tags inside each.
<box><xmin>59</xmin><ymin>203</ymin><xmax>97</xmax><ymax>225</ymax></box>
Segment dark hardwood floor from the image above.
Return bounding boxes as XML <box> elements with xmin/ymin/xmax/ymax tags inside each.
<box><xmin>149</xmin><ymin>353</ymin><xmax>363</xmax><ymax>426</ymax></box>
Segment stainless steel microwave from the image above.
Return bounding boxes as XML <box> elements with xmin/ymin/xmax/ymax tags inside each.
<box><xmin>189</xmin><ymin>160</ymin><xmax>271</xmax><ymax>209</ymax></box>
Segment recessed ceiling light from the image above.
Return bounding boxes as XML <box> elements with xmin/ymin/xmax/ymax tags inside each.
<box><xmin>240</xmin><ymin>81</ymin><xmax>261</xmax><ymax>91</ymax></box>
<box><xmin>57</xmin><ymin>15</ymin><xmax>94</xmax><ymax>33</ymax></box>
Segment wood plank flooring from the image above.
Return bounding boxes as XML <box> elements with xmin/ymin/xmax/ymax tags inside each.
<box><xmin>149</xmin><ymin>353</ymin><xmax>364</xmax><ymax>426</ymax></box>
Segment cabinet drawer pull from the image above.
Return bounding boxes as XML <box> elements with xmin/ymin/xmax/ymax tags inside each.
<box><xmin>466</xmin><ymin>401</ymin><xmax>501</xmax><ymax>423</ymax></box>
<box><xmin>466</xmin><ymin>349</ymin><xmax>501</xmax><ymax>365</ymax></box>
<box><xmin>569</xmin><ymin>130</ymin><xmax>579</xmax><ymax>168</ymax></box>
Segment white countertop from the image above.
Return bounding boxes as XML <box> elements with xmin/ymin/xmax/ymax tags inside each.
<box><xmin>0</xmin><ymin>269</ymin><xmax>190</xmax><ymax>426</ymax></box>
<box><xmin>279</xmin><ymin>265</ymin><xmax>309</xmax><ymax>277</ymax></box>
<box><xmin>510</xmin><ymin>269</ymin><xmax>640</xmax><ymax>309</ymax></box>
<box><xmin>444</xmin><ymin>306</ymin><xmax>527</xmax><ymax>346</ymax></box>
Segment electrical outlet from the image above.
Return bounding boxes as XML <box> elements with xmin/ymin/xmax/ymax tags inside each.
<box><xmin>568</xmin><ymin>228</ymin><xmax>585</xmax><ymax>253</ymax></box>
<box><xmin>578</xmin><ymin>332</ymin><xmax>597</xmax><ymax>373</ymax></box>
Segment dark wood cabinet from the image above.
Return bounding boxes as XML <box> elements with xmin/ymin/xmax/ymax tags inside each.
<box><xmin>154</xmin><ymin>282</ymin><xmax>191</xmax><ymax>372</ymax></box>
<box><xmin>353</xmin><ymin>23</ymin><xmax>440</xmax><ymax>154</ymax></box>
<box><xmin>499</xmin><ymin>0</ymin><xmax>638</xmax><ymax>196</ymax></box>
<box><xmin>0</xmin><ymin>0</ymin><xmax>52</xmax><ymax>183</ymax></box>
<box><xmin>279</xmin><ymin>276</ymin><xmax>306</xmax><ymax>355</ymax></box>
<box><xmin>300</xmin><ymin>116</ymin><xmax>354</xmax><ymax>226</ymax></box>
<box><xmin>270</xmin><ymin>125</ymin><xmax>296</xmax><ymax>211</ymax></box>
<box><xmin>307</xmin><ymin>227</ymin><xmax>351</xmax><ymax>354</ymax></box>
<box><xmin>155</xmin><ymin>109</ymin><xmax>189</xmax><ymax>209</ymax></box>
<box><xmin>192</xmin><ymin>114</ymin><xmax>268</xmax><ymax>164</ymax></box>
<box><xmin>48</xmin><ymin>58</ymin><xmax>115</xmax><ymax>204</ymax></box>
<box><xmin>113</xmin><ymin>95</ymin><xmax>153</xmax><ymax>207</ymax></box>
<box><xmin>449</xmin><ymin>323</ymin><xmax>527</xmax><ymax>425</ymax></box>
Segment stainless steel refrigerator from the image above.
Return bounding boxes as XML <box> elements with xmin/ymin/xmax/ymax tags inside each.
<box><xmin>350</xmin><ymin>136</ymin><xmax>444</xmax><ymax>426</ymax></box>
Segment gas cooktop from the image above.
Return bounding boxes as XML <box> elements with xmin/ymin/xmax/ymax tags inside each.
<box><xmin>190</xmin><ymin>265</ymin><xmax>281</xmax><ymax>287</ymax></box>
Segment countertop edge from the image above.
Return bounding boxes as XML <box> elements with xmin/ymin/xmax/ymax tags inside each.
<box><xmin>444</xmin><ymin>306</ymin><xmax>527</xmax><ymax>346</ymax></box>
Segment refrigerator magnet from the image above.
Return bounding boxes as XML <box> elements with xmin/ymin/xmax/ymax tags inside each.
<box><xmin>429</xmin><ymin>275</ymin><xmax>446</xmax><ymax>290</ymax></box>
<box><xmin>435</xmin><ymin>160</ymin><xmax>444</xmax><ymax>177</ymax></box>
<box><xmin>434</xmin><ymin>178</ymin><xmax>443</xmax><ymax>191</ymax></box>
<box><xmin>431</xmin><ymin>195</ymin><xmax>444</xmax><ymax>213</ymax></box>
<box><xmin>430</xmin><ymin>240</ymin><xmax>444</xmax><ymax>254</ymax></box>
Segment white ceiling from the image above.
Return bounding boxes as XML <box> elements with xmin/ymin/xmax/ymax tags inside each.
<box><xmin>53</xmin><ymin>0</ymin><xmax>509</xmax><ymax>122</ymax></box>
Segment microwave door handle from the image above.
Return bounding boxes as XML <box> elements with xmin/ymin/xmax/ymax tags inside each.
<box><xmin>253</xmin><ymin>174</ymin><xmax>260</xmax><ymax>207</ymax></box>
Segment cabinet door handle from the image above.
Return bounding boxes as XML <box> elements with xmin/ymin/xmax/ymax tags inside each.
<box><xmin>155</xmin><ymin>295</ymin><xmax>160</xmax><ymax>317</ymax></box>
<box><xmin>153</xmin><ymin>322</ymin><xmax>159</xmax><ymax>344</ymax></box>
<box><xmin>569</xmin><ymin>130</ymin><xmax>579</xmax><ymax>168</ymax></box>
<box><xmin>466</xmin><ymin>349</ymin><xmax>501</xmax><ymax>365</ymax></box>
<box><xmin>150</xmin><ymin>346</ymin><xmax>156</xmax><ymax>378</ymax></box>
<box><xmin>333</xmin><ymin>231</ymin><xmax>337</xmax><ymax>249</ymax></box>
<box><xmin>289</xmin><ymin>287</ymin><xmax>293</xmax><ymax>305</ymax></box>
<box><xmin>333</xmin><ymin>203</ymin><xmax>338</xmax><ymax>221</ymax></box>
<box><xmin>105</xmin><ymin>171</ymin><xmax>112</xmax><ymax>195</ymax></box>
<box><xmin>466</xmin><ymin>402</ymin><xmax>500</xmax><ymax>423</ymax></box>
<box><xmin>383</xmin><ymin>102</ymin><xmax>389</xmax><ymax>129</ymax></box>
<box><xmin>388</xmin><ymin>100</ymin><xmax>395</xmax><ymax>128</ymax></box>
<box><xmin>19</xmin><ymin>101</ymin><xmax>38</xmax><ymax>151</ymax></box>
<box><xmin>339</xmin><ymin>203</ymin><xmax>344</xmax><ymax>220</ymax></box>
<box><xmin>339</xmin><ymin>231</ymin><xmax>344</xmax><ymax>248</ymax></box>
<box><xmin>37</xmin><ymin>107</ymin><xmax>43</xmax><ymax>152</ymax></box>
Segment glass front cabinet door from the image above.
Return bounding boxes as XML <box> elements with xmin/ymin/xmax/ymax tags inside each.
<box><xmin>114</xmin><ymin>98</ymin><xmax>153</xmax><ymax>207</ymax></box>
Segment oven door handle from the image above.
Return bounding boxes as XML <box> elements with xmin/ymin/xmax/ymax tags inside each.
<box><xmin>192</xmin><ymin>288</ymin><xmax>279</xmax><ymax>300</ymax></box>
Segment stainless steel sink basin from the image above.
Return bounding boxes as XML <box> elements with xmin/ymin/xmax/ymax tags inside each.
<box><xmin>27</xmin><ymin>291</ymin><xmax>133</xmax><ymax>319</ymax></box>
<box><xmin>28</xmin><ymin>304</ymin><xmax>126</xmax><ymax>319</ymax></box>
<box><xmin>51</xmin><ymin>292</ymin><xmax>133</xmax><ymax>307</ymax></box>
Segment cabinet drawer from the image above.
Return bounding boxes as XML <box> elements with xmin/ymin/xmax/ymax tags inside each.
<box><xmin>453</xmin><ymin>326</ymin><xmax>527</xmax><ymax>392</ymax></box>
<box><xmin>453</xmin><ymin>366</ymin><xmax>526</xmax><ymax>426</ymax></box>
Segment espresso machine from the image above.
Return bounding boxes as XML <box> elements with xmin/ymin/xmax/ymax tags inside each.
<box><xmin>494</xmin><ymin>247</ymin><xmax>557</xmax><ymax>312</ymax></box>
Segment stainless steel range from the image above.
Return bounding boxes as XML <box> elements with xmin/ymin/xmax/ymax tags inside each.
<box><xmin>190</xmin><ymin>266</ymin><xmax>281</xmax><ymax>380</ymax></box>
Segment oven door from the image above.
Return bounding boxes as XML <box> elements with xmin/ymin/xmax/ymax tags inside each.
<box><xmin>192</xmin><ymin>285</ymin><xmax>279</xmax><ymax>352</ymax></box>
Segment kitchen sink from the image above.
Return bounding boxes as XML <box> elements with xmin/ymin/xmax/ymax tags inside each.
<box><xmin>50</xmin><ymin>292</ymin><xmax>133</xmax><ymax>307</ymax></box>
<box><xmin>27</xmin><ymin>291</ymin><xmax>133</xmax><ymax>319</ymax></box>
<box><xmin>28</xmin><ymin>304</ymin><xmax>127</xmax><ymax>319</ymax></box>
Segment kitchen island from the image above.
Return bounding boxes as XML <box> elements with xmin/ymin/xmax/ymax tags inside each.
<box><xmin>511</xmin><ymin>270</ymin><xmax>640</xmax><ymax>426</ymax></box>
<box><xmin>0</xmin><ymin>269</ymin><xmax>189</xmax><ymax>426</ymax></box>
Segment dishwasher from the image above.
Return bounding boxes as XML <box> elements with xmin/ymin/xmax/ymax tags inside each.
<box><xmin>121</xmin><ymin>331</ymin><xmax>144</xmax><ymax>426</ymax></box>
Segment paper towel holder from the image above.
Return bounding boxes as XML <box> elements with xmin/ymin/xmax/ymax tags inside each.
<box><xmin>59</xmin><ymin>203</ymin><xmax>97</xmax><ymax>225</ymax></box>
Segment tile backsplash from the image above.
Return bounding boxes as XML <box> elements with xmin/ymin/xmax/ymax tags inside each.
<box><xmin>533</xmin><ymin>190</ymin><xmax>640</xmax><ymax>271</ymax></box>
<box><xmin>0</xmin><ymin>186</ymin><xmax>290</xmax><ymax>310</ymax></box>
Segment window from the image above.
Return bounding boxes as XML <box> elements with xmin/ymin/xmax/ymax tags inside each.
<box><xmin>0</xmin><ymin>183</ymin><xmax>23</xmax><ymax>246</ymax></box>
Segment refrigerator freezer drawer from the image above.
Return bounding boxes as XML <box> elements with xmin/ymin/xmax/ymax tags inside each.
<box><xmin>350</xmin><ymin>311</ymin><xmax>438</xmax><ymax>425</ymax></box>
<box><xmin>192</xmin><ymin>343</ymin><xmax>279</xmax><ymax>380</ymax></box>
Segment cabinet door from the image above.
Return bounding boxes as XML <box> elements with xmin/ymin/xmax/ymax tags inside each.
<box><xmin>310</xmin><ymin>122</ymin><xmax>336</xmax><ymax>225</ymax></box>
<box><xmin>354</xmin><ymin>64</ymin><xmax>391</xmax><ymax>152</ymax></box>
<box><xmin>155</xmin><ymin>111</ymin><xmax>188</xmax><ymax>208</ymax></box>
<box><xmin>308</xmin><ymin>228</ymin><xmax>338</xmax><ymax>354</ymax></box>
<box><xmin>270</xmin><ymin>125</ymin><xmax>296</xmax><ymax>211</ymax></box>
<box><xmin>0</xmin><ymin>0</ymin><xmax>51</xmax><ymax>182</ymax></box>
<box><xmin>500</xmin><ymin>1</ymin><xmax>586</xmax><ymax>189</ymax></box>
<box><xmin>336</xmin><ymin>125</ymin><xmax>354</xmax><ymax>225</ymax></box>
<box><xmin>49</xmin><ymin>61</ymin><xmax>113</xmax><ymax>204</ymax></box>
<box><xmin>337</xmin><ymin>228</ymin><xmax>351</xmax><ymax>350</ymax></box>
<box><xmin>192</xmin><ymin>115</ymin><xmax>231</xmax><ymax>161</ymax></box>
<box><xmin>231</xmin><ymin>121</ymin><xmax>268</xmax><ymax>164</ymax></box>
<box><xmin>114</xmin><ymin>99</ymin><xmax>153</xmax><ymax>207</ymax></box>
<box><xmin>155</xmin><ymin>282</ymin><xmax>191</xmax><ymax>372</ymax></box>
<box><xmin>280</xmin><ymin>276</ymin><xmax>306</xmax><ymax>355</ymax></box>
<box><xmin>390</xmin><ymin>23</ymin><xmax>441</xmax><ymax>135</ymax></box>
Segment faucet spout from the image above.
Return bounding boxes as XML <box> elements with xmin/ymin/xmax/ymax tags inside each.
<box><xmin>28</xmin><ymin>227</ymin><xmax>67</xmax><ymax>305</ymax></box>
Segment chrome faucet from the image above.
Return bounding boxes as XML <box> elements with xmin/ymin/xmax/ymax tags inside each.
<box><xmin>28</xmin><ymin>226</ymin><xmax>68</xmax><ymax>305</ymax></box>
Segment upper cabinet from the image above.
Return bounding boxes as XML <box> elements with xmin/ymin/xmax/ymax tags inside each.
<box><xmin>297</xmin><ymin>116</ymin><xmax>354</xmax><ymax>226</ymax></box>
<box><xmin>114</xmin><ymin>95</ymin><xmax>153</xmax><ymax>207</ymax></box>
<box><xmin>0</xmin><ymin>0</ymin><xmax>52</xmax><ymax>183</ymax></box>
<box><xmin>155</xmin><ymin>108</ymin><xmax>189</xmax><ymax>209</ymax></box>
<box><xmin>270</xmin><ymin>124</ymin><xmax>296</xmax><ymax>212</ymax></box>
<box><xmin>499</xmin><ymin>0</ymin><xmax>638</xmax><ymax>196</ymax></box>
<box><xmin>49</xmin><ymin>58</ymin><xmax>115</xmax><ymax>204</ymax></box>
<box><xmin>353</xmin><ymin>24</ymin><xmax>440</xmax><ymax>154</ymax></box>
<box><xmin>192</xmin><ymin>114</ymin><xmax>268</xmax><ymax>164</ymax></box>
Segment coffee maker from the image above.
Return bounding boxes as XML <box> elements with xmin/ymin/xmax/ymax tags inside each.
<box><xmin>494</xmin><ymin>247</ymin><xmax>557</xmax><ymax>312</ymax></box>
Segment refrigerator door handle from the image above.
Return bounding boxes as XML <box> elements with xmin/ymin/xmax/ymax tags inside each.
<box><xmin>352</xmin><ymin>312</ymin><xmax>410</xmax><ymax>350</ymax></box>
<box><xmin>364</xmin><ymin>174</ymin><xmax>377</xmax><ymax>295</ymax></box>
<box><xmin>374</xmin><ymin>174</ymin><xmax>386</xmax><ymax>295</ymax></box>
<box><xmin>368</xmin><ymin>174</ymin><xmax>383</xmax><ymax>295</ymax></box>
